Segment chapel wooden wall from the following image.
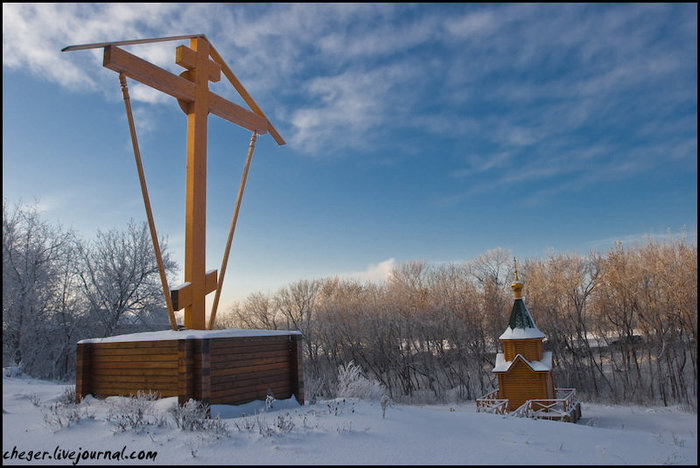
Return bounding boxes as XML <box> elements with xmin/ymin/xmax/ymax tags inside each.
<box><xmin>497</xmin><ymin>360</ymin><xmax>550</xmax><ymax>411</ymax></box>
<box><xmin>501</xmin><ymin>339</ymin><xmax>543</xmax><ymax>362</ymax></box>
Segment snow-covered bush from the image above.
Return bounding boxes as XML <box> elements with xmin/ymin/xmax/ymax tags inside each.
<box><xmin>232</xmin><ymin>412</ymin><xmax>297</xmax><ymax>437</ymax></box>
<box><xmin>28</xmin><ymin>392</ymin><xmax>41</xmax><ymax>407</ymax></box>
<box><xmin>41</xmin><ymin>397</ymin><xmax>93</xmax><ymax>430</ymax></box>
<box><xmin>336</xmin><ymin>361</ymin><xmax>385</xmax><ymax>400</ymax></box>
<box><xmin>325</xmin><ymin>399</ymin><xmax>355</xmax><ymax>416</ymax></box>
<box><xmin>169</xmin><ymin>399</ymin><xmax>229</xmax><ymax>437</ymax></box>
<box><xmin>3</xmin><ymin>365</ymin><xmax>23</xmax><ymax>378</ymax></box>
<box><xmin>170</xmin><ymin>399</ymin><xmax>208</xmax><ymax>431</ymax></box>
<box><xmin>275</xmin><ymin>413</ymin><xmax>295</xmax><ymax>433</ymax></box>
<box><xmin>42</xmin><ymin>403</ymin><xmax>83</xmax><ymax>429</ymax></box>
<box><xmin>265</xmin><ymin>393</ymin><xmax>276</xmax><ymax>410</ymax></box>
<box><xmin>302</xmin><ymin>370</ymin><xmax>325</xmax><ymax>404</ymax></box>
<box><xmin>106</xmin><ymin>390</ymin><xmax>164</xmax><ymax>433</ymax></box>
<box><xmin>58</xmin><ymin>385</ymin><xmax>76</xmax><ymax>405</ymax></box>
<box><xmin>381</xmin><ymin>394</ymin><xmax>391</xmax><ymax>419</ymax></box>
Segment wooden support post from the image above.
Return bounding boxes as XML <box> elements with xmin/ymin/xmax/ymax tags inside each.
<box><xmin>183</xmin><ymin>37</ymin><xmax>213</xmax><ymax>330</ymax></box>
<box><xmin>177</xmin><ymin>339</ymin><xmax>195</xmax><ymax>405</ymax></box>
<box><xmin>193</xmin><ymin>339</ymin><xmax>211</xmax><ymax>405</ymax></box>
<box><xmin>75</xmin><ymin>342</ymin><xmax>92</xmax><ymax>402</ymax></box>
<box><xmin>289</xmin><ymin>334</ymin><xmax>305</xmax><ymax>405</ymax></box>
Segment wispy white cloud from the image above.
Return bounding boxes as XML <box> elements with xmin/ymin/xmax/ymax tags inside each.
<box><xmin>585</xmin><ymin>227</ymin><xmax>698</xmax><ymax>250</ymax></box>
<box><xmin>320</xmin><ymin>12</ymin><xmax>442</xmax><ymax>59</ymax></box>
<box><xmin>518</xmin><ymin>139</ymin><xmax>697</xmax><ymax>207</ymax></box>
<box><xmin>289</xmin><ymin>62</ymin><xmax>422</xmax><ymax>154</ymax></box>
<box><xmin>3</xmin><ymin>2</ymin><xmax>696</xmax><ymax>204</ymax></box>
<box><xmin>443</xmin><ymin>8</ymin><xmax>502</xmax><ymax>40</ymax></box>
<box><xmin>3</xmin><ymin>4</ymin><xmax>185</xmax><ymax>88</ymax></box>
<box><xmin>339</xmin><ymin>258</ymin><xmax>397</xmax><ymax>283</ymax></box>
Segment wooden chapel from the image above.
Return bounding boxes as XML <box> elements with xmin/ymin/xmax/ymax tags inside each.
<box><xmin>477</xmin><ymin>260</ymin><xmax>581</xmax><ymax>422</ymax></box>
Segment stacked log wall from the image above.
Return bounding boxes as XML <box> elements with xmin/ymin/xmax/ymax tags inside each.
<box><xmin>76</xmin><ymin>333</ymin><xmax>304</xmax><ymax>406</ymax></box>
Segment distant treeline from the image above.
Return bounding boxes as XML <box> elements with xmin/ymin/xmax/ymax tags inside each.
<box><xmin>3</xmin><ymin>200</ymin><xmax>696</xmax><ymax>409</ymax></box>
<box><xmin>222</xmin><ymin>238</ymin><xmax>697</xmax><ymax>409</ymax></box>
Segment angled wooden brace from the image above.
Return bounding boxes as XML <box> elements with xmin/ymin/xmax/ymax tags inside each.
<box><xmin>208</xmin><ymin>130</ymin><xmax>258</xmax><ymax>330</ymax></box>
<box><xmin>118</xmin><ymin>73</ymin><xmax>179</xmax><ymax>331</ymax></box>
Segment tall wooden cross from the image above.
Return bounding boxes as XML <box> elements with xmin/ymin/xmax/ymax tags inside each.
<box><xmin>63</xmin><ymin>35</ymin><xmax>284</xmax><ymax>330</ymax></box>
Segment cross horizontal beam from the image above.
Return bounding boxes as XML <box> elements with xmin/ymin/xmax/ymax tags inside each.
<box><xmin>103</xmin><ymin>45</ymin><xmax>268</xmax><ymax>134</ymax></box>
<box><xmin>171</xmin><ymin>270</ymin><xmax>218</xmax><ymax>311</ymax></box>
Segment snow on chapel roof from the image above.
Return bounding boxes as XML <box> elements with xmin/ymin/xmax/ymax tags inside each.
<box><xmin>493</xmin><ymin>351</ymin><xmax>552</xmax><ymax>373</ymax></box>
<box><xmin>499</xmin><ymin>298</ymin><xmax>546</xmax><ymax>340</ymax></box>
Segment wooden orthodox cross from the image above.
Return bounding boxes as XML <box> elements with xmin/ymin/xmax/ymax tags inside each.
<box><xmin>63</xmin><ymin>35</ymin><xmax>284</xmax><ymax>330</ymax></box>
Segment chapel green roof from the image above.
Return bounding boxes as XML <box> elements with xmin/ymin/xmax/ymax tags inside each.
<box><xmin>508</xmin><ymin>298</ymin><xmax>536</xmax><ymax>330</ymax></box>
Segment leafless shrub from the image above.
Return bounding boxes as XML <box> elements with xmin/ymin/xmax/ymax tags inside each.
<box><xmin>169</xmin><ymin>399</ymin><xmax>229</xmax><ymax>437</ymax></box>
<box><xmin>106</xmin><ymin>390</ymin><xmax>164</xmax><ymax>433</ymax></box>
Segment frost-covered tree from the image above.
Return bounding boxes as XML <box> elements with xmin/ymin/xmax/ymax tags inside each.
<box><xmin>76</xmin><ymin>220</ymin><xmax>177</xmax><ymax>337</ymax></box>
<box><xmin>276</xmin><ymin>279</ymin><xmax>318</xmax><ymax>338</ymax></box>
<box><xmin>3</xmin><ymin>202</ymin><xmax>179</xmax><ymax>379</ymax></box>
<box><xmin>2</xmin><ymin>200</ymin><xmax>83</xmax><ymax>378</ymax></box>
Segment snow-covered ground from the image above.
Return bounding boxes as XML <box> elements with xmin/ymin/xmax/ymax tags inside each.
<box><xmin>2</xmin><ymin>375</ymin><xmax>696</xmax><ymax>465</ymax></box>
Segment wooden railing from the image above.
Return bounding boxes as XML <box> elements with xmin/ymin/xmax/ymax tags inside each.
<box><xmin>513</xmin><ymin>388</ymin><xmax>579</xmax><ymax>422</ymax></box>
<box><xmin>479</xmin><ymin>388</ymin><xmax>580</xmax><ymax>422</ymax></box>
<box><xmin>476</xmin><ymin>390</ymin><xmax>509</xmax><ymax>415</ymax></box>
<box><xmin>510</xmin><ymin>400</ymin><xmax>530</xmax><ymax>418</ymax></box>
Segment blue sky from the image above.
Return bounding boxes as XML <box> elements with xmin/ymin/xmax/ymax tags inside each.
<box><xmin>3</xmin><ymin>3</ymin><xmax>697</xmax><ymax>310</ymax></box>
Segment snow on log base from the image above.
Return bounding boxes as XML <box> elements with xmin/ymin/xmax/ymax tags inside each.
<box><xmin>76</xmin><ymin>329</ymin><xmax>304</xmax><ymax>406</ymax></box>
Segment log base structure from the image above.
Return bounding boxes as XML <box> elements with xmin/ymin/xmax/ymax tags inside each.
<box><xmin>476</xmin><ymin>261</ymin><xmax>581</xmax><ymax>423</ymax></box>
<box><xmin>76</xmin><ymin>329</ymin><xmax>304</xmax><ymax>406</ymax></box>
